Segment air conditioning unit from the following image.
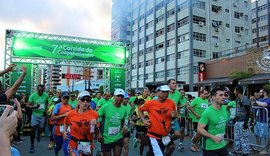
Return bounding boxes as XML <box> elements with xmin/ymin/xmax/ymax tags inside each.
<box><xmin>214</xmin><ymin>43</ymin><xmax>218</xmax><ymax>47</ymax></box>
<box><xmin>233</xmin><ymin>3</ymin><xmax>237</xmax><ymax>7</ymax></box>
<box><xmin>199</xmin><ymin>22</ymin><xmax>204</xmax><ymax>27</ymax></box>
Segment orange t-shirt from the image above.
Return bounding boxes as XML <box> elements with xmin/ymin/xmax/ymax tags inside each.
<box><xmin>53</xmin><ymin>103</ymin><xmax>72</xmax><ymax>136</ymax></box>
<box><xmin>139</xmin><ymin>98</ymin><xmax>176</xmax><ymax>139</ymax></box>
<box><xmin>64</xmin><ymin>109</ymin><xmax>99</xmax><ymax>149</ymax></box>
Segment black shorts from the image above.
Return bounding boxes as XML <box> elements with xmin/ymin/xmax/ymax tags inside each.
<box><xmin>123</xmin><ymin>131</ymin><xmax>131</xmax><ymax>138</ymax></box>
<box><xmin>202</xmin><ymin>146</ymin><xmax>228</xmax><ymax>156</ymax></box>
<box><xmin>102</xmin><ymin>138</ymin><xmax>123</xmax><ymax>152</ymax></box>
<box><xmin>136</xmin><ymin>125</ymin><xmax>147</xmax><ymax>134</ymax></box>
<box><xmin>180</xmin><ymin>118</ymin><xmax>185</xmax><ymax>128</ymax></box>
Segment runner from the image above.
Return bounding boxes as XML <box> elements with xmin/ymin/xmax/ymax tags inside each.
<box><xmin>96</xmin><ymin>92</ymin><xmax>112</xmax><ymax>111</ymax></box>
<box><xmin>97</xmin><ymin>89</ymin><xmax>128</xmax><ymax>156</ymax></box>
<box><xmin>188</xmin><ymin>89</ymin><xmax>209</xmax><ymax>152</ymax></box>
<box><xmin>138</xmin><ymin>84</ymin><xmax>176</xmax><ymax>156</ymax></box>
<box><xmin>26</xmin><ymin>84</ymin><xmax>49</xmax><ymax>153</ymax></box>
<box><xmin>47</xmin><ymin>97</ymin><xmax>59</xmax><ymax>150</ymax></box>
<box><xmin>51</xmin><ymin>91</ymin><xmax>72</xmax><ymax>156</ymax></box>
<box><xmin>64</xmin><ymin>91</ymin><xmax>101</xmax><ymax>156</ymax></box>
<box><xmin>197</xmin><ymin>88</ymin><xmax>228</xmax><ymax>156</ymax></box>
<box><xmin>178</xmin><ymin>89</ymin><xmax>189</xmax><ymax>150</ymax></box>
<box><xmin>68</xmin><ymin>94</ymin><xmax>78</xmax><ymax>109</ymax></box>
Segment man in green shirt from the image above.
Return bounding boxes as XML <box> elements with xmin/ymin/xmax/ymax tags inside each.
<box><xmin>98</xmin><ymin>89</ymin><xmax>128</xmax><ymax>156</ymax></box>
<box><xmin>96</xmin><ymin>92</ymin><xmax>112</xmax><ymax>110</ymax></box>
<box><xmin>178</xmin><ymin>89</ymin><xmax>189</xmax><ymax>150</ymax></box>
<box><xmin>197</xmin><ymin>88</ymin><xmax>228</xmax><ymax>155</ymax></box>
<box><xmin>68</xmin><ymin>94</ymin><xmax>78</xmax><ymax>109</ymax></box>
<box><xmin>92</xmin><ymin>92</ymin><xmax>102</xmax><ymax>104</ymax></box>
<box><xmin>188</xmin><ymin>89</ymin><xmax>209</xmax><ymax>152</ymax></box>
<box><xmin>26</xmin><ymin>84</ymin><xmax>49</xmax><ymax>153</ymax></box>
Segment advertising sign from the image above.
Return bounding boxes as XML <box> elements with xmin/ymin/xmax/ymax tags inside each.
<box><xmin>110</xmin><ymin>68</ymin><xmax>125</xmax><ymax>93</ymax></box>
<box><xmin>10</xmin><ymin>63</ymin><xmax>32</xmax><ymax>94</ymax></box>
<box><xmin>198</xmin><ymin>62</ymin><xmax>206</xmax><ymax>82</ymax></box>
<box><xmin>61</xmin><ymin>74</ymin><xmax>81</xmax><ymax>80</ymax></box>
<box><xmin>12</xmin><ymin>37</ymin><xmax>126</xmax><ymax>64</ymax></box>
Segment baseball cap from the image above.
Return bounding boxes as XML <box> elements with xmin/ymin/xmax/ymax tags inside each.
<box><xmin>124</xmin><ymin>92</ymin><xmax>130</xmax><ymax>99</ymax></box>
<box><xmin>114</xmin><ymin>89</ymin><xmax>125</xmax><ymax>96</ymax></box>
<box><xmin>78</xmin><ymin>91</ymin><xmax>91</xmax><ymax>99</ymax></box>
<box><xmin>61</xmin><ymin>91</ymin><xmax>70</xmax><ymax>98</ymax></box>
<box><xmin>156</xmin><ymin>85</ymin><xmax>170</xmax><ymax>92</ymax></box>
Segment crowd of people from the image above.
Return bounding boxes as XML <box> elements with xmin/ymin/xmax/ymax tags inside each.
<box><xmin>1</xmin><ymin>65</ymin><xmax>270</xmax><ymax>156</ymax></box>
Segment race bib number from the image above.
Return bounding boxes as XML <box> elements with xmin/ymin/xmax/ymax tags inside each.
<box><xmin>162</xmin><ymin>136</ymin><xmax>171</xmax><ymax>146</ymax></box>
<box><xmin>77</xmin><ymin>142</ymin><xmax>91</xmax><ymax>154</ymax></box>
<box><xmin>59</xmin><ymin>125</ymin><xmax>70</xmax><ymax>133</ymax></box>
<box><xmin>38</xmin><ymin>104</ymin><xmax>45</xmax><ymax>110</ymax></box>
<box><xmin>108</xmin><ymin>127</ymin><xmax>120</xmax><ymax>135</ymax></box>
<box><xmin>201</xmin><ymin>103</ymin><xmax>208</xmax><ymax>109</ymax></box>
<box><xmin>180</xmin><ymin>108</ymin><xmax>185</xmax><ymax>116</ymax></box>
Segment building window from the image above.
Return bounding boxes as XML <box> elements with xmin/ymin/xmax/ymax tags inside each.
<box><xmin>167</xmin><ymin>23</ymin><xmax>175</xmax><ymax>32</ymax></box>
<box><xmin>156</xmin><ymin>28</ymin><xmax>165</xmax><ymax>37</ymax></box>
<box><xmin>226</xmin><ymin>39</ymin><xmax>230</xmax><ymax>42</ymax></box>
<box><xmin>177</xmin><ymin>17</ymin><xmax>189</xmax><ymax>28</ymax></box>
<box><xmin>193</xmin><ymin>32</ymin><xmax>206</xmax><ymax>42</ymax></box>
<box><xmin>226</xmin><ymin>23</ymin><xmax>230</xmax><ymax>27</ymax></box>
<box><xmin>167</xmin><ymin>69</ymin><xmax>175</xmax><ymax>77</ymax></box>
<box><xmin>213</xmin><ymin>52</ymin><xmax>219</xmax><ymax>59</ymax></box>
<box><xmin>193</xmin><ymin>0</ymin><xmax>205</xmax><ymax>9</ymax></box>
<box><xmin>139</xmin><ymin>26</ymin><xmax>144</xmax><ymax>33</ymax></box>
<box><xmin>146</xmin><ymin>59</ymin><xmax>154</xmax><ymax>66</ymax></box>
<box><xmin>235</xmin><ymin>41</ymin><xmax>241</xmax><ymax>44</ymax></box>
<box><xmin>193</xmin><ymin>15</ymin><xmax>206</xmax><ymax>25</ymax></box>
<box><xmin>167</xmin><ymin>9</ymin><xmax>175</xmax><ymax>18</ymax></box>
<box><xmin>146</xmin><ymin>46</ymin><xmax>154</xmax><ymax>54</ymax></box>
<box><xmin>234</xmin><ymin>12</ymin><xmax>240</xmax><ymax>19</ymax></box>
<box><xmin>177</xmin><ymin>1</ymin><xmax>188</xmax><ymax>13</ymax></box>
<box><xmin>193</xmin><ymin>49</ymin><xmax>206</xmax><ymax>57</ymax></box>
<box><xmin>138</xmin><ymin>50</ymin><xmax>144</xmax><ymax>56</ymax></box>
<box><xmin>225</xmin><ymin>9</ymin><xmax>229</xmax><ymax>13</ymax></box>
<box><xmin>178</xmin><ymin>33</ymin><xmax>189</xmax><ymax>43</ymax></box>
<box><xmin>131</xmin><ymin>40</ymin><xmax>138</xmax><ymax>48</ymax></box>
<box><xmin>156</xmin><ymin>14</ymin><xmax>165</xmax><ymax>23</ymax></box>
<box><xmin>245</xmin><ymin>15</ymin><xmax>248</xmax><ymax>21</ymax></box>
<box><xmin>177</xmin><ymin>50</ymin><xmax>188</xmax><ymax>59</ymax></box>
<box><xmin>166</xmin><ymin>54</ymin><xmax>175</xmax><ymax>62</ymax></box>
<box><xmin>131</xmin><ymin>53</ymin><xmax>137</xmax><ymax>59</ymax></box>
<box><xmin>235</xmin><ymin>26</ymin><xmax>243</xmax><ymax>33</ymax></box>
<box><xmin>156</xmin><ymin>1</ymin><xmax>165</xmax><ymax>11</ymax></box>
<box><xmin>177</xmin><ymin>66</ymin><xmax>189</xmax><ymax>75</ymax></box>
<box><xmin>156</xmin><ymin>42</ymin><xmax>165</xmax><ymax>50</ymax></box>
<box><xmin>155</xmin><ymin>56</ymin><xmax>165</xmax><ymax>64</ymax></box>
<box><xmin>146</xmin><ymin>33</ymin><xmax>154</xmax><ymax>41</ymax></box>
<box><xmin>131</xmin><ymin>76</ymin><xmax>136</xmax><ymax>81</ymax></box>
<box><xmin>212</xmin><ymin>5</ymin><xmax>221</xmax><ymax>13</ymax></box>
<box><xmin>138</xmin><ymin>38</ymin><xmax>144</xmax><ymax>45</ymax></box>
<box><xmin>146</xmin><ymin>8</ymin><xmax>154</xmax><ymax>17</ymax></box>
<box><xmin>138</xmin><ymin>62</ymin><xmax>144</xmax><ymax>68</ymax></box>
<box><xmin>167</xmin><ymin>38</ymin><xmax>175</xmax><ymax>47</ymax></box>
<box><xmin>132</xmin><ymin>64</ymin><xmax>137</xmax><ymax>70</ymax></box>
<box><xmin>146</xmin><ymin>20</ymin><xmax>154</xmax><ymax>29</ymax></box>
<box><xmin>155</xmin><ymin>71</ymin><xmax>165</xmax><ymax>77</ymax></box>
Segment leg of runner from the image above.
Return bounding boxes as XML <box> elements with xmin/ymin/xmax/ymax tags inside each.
<box><xmin>113</xmin><ymin>145</ymin><xmax>123</xmax><ymax>156</ymax></box>
<box><xmin>62</xmin><ymin>134</ymin><xmax>70</xmax><ymax>156</ymax></box>
<box><xmin>165</xmin><ymin>142</ymin><xmax>175</xmax><ymax>156</ymax></box>
<box><xmin>178</xmin><ymin>117</ymin><xmax>185</xmax><ymax>150</ymax></box>
<box><xmin>122</xmin><ymin>133</ymin><xmax>130</xmax><ymax>156</ymax></box>
<box><xmin>29</xmin><ymin>125</ymin><xmax>37</xmax><ymax>153</ymax></box>
<box><xmin>54</xmin><ymin>135</ymin><xmax>63</xmax><ymax>156</ymax></box>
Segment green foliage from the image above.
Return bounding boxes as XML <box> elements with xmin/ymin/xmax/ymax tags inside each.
<box><xmin>230</xmin><ymin>68</ymin><xmax>254</xmax><ymax>80</ymax></box>
<box><xmin>263</xmin><ymin>83</ymin><xmax>270</xmax><ymax>90</ymax></box>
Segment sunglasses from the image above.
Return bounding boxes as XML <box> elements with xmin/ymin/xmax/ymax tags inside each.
<box><xmin>80</xmin><ymin>98</ymin><xmax>91</xmax><ymax>102</ymax></box>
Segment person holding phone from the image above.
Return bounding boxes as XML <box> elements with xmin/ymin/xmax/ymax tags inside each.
<box><xmin>26</xmin><ymin>84</ymin><xmax>49</xmax><ymax>153</ymax></box>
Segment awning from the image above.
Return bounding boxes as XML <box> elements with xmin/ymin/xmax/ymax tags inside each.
<box><xmin>239</xmin><ymin>73</ymin><xmax>270</xmax><ymax>84</ymax></box>
<box><xmin>196</xmin><ymin>77</ymin><xmax>233</xmax><ymax>85</ymax></box>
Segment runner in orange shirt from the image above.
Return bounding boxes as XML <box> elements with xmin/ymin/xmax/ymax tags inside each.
<box><xmin>64</xmin><ymin>91</ymin><xmax>101</xmax><ymax>156</ymax></box>
<box><xmin>138</xmin><ymin>84</ymin><xmax>177</xmax><ymax>156</ymax></box>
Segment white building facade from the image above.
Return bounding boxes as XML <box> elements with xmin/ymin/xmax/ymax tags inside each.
<box><xmin>128</xmin><ymin>0</ymin><xmax>251</xmax><ymax>90</ymax></box>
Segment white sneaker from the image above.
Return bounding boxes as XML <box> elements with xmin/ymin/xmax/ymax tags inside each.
<box><xmin>178</xmin><ymin>142</ymin><xmax>184</xmax><ymax>150</ymax></box>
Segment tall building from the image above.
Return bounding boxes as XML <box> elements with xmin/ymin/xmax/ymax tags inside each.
<box><xmin>45</xmin><ymin>65</ymin><xmax>61</xmax><ymax>91</ymax></box>
<box><xmin>126</xmin><ymin>0</ymin><xmax>251</xmax><ymax>90</ymax></box>
<box><xmin>251</xmin><ymin>0</ymin><xmax>270</xmax><ymax>47</ymax></box>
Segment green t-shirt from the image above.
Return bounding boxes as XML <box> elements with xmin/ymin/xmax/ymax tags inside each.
<box><xmin>92</xmin><ymin>98</ymin><xmax>100</xmax><ymax>105</ymax></box>
<box><xmin>190</xmin><ymin>97</ymin><xmax>209</xmax><ymax>122</ymax></box>
<box><xmin>128</xmin><ymin>96</ymin><xmax>136</xmax><ymax>103</ymax></box>
<box><xmin>199</xmin><ymin>105</ymin><xmax>228</xmax><ymax>150</ymax></box>
<box><xmin>68</xmin><ymin>99</ymin><xmax>78</xmax><ymax>109</ymax></box>
<box><xmin>97</xmin><ymin>98</ymin><xmax>113</xmax><ymax>108</ymax></box>
<box><xmin>122</xmin><ymin>103</ymin><xmax>133</xmax><ymax>132</ymax></box>
<box><xmin>168</xmin><ymin>90</ymin><xmax>181</xmax><ymax>106</ymax></box>
<box><xmin>28</xmin><ymin>92</ymin><xmax>49</xmax><ymax>116</ymax></box>
<box><xmin>98</xmin><ymin>102</ymin><xmax>128</xmax><ymax>144</ymax></box>
<box><xmin>179</xmin><ymin>96</ymin><xmax>188</xmax><ymax>117</ymax></box>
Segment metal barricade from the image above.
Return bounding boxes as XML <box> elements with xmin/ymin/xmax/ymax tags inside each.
<box><xmin>225</xmin><ymin>106</ymin><xmax>269</xmax><ymax>149</ymax></box>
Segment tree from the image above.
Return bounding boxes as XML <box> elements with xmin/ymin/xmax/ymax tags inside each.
<box><xmin>230</xmin><ymin>68</ymin><xmax>254</xmax><ymax>80</ymax></box>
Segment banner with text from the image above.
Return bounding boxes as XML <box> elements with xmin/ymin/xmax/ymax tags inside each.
<box><xmin>110</xmin><ymin>68</ymin><xmax>126</xmax><ymax>93</ymax></box>
<box><xmin>10</xmin><ymin>63</ymin><xmax>32</xmax><ymax>94</ymax></box>
<box><xmin>12</xmin><ymin>37</ymin><xmax>126</xmax><ymax>64</ymax></box>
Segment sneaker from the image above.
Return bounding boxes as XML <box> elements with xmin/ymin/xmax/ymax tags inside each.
<box><xmin>178</xmin><ymin>143</ymin><xmax>184</xmax><ymax>150</ymax></box>
<box><xmin>133</xmin><ymin>138</ymin><xmax>138</xmax><ymax>148</ymax></box>
<box><xmin>259</xmin><ymin>150</ymin><xmax>270</xmax><ymax>155</ymax></box>
<box><xmin>48</xmin><ymin>142</ymin><xmax>54</xmax><ymax>150</ymax></box>
<box><xmin>29</xmin><ymin>147</ymin><xmax>35</xmax><ymax>153</ymax></box>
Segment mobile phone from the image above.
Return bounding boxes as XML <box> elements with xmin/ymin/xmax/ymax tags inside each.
<box><xmin>0</xmin><ymin>105</ymin><xmax>14</xmax><ymax>117</ymax></box>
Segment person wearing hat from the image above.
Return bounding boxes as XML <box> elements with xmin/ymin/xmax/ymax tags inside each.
<box><xmin>97</xmin><ymin>88</ymin><xmax>128</xmax><ymax>156</ymax></box>
<box><xmin>63</xmin><ymin>91</ymin><xmax>101</xmax><ymax>155</ymax></box>
<box><xmin>51</xmin><ymin>91</ymin><xmax>72</xmax><ymax>156</ymax></box>
<box><xmin>96</xmin><ymin>92</ymin><xmax>113</xmax><ymax>111</ymax></box>
<box><xmin>138</xmin><ymin>84</ymin><xmax>177</xmax><ymax>156</ymax></box>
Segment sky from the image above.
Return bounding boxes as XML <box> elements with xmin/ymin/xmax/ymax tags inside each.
<box><xmin>0</xmin><ymin>0</ymin><xmax>112</xmax><ymax>70</ymax></box>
